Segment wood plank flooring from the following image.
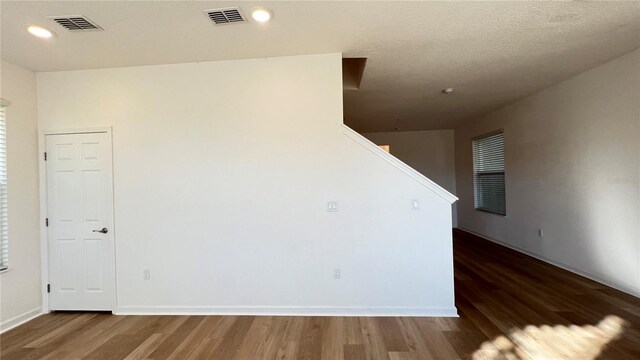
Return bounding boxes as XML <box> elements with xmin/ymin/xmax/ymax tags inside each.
<box><xmin>2</xmin><ymin>229</ymin><xmax>639</xmax><ymax>359</ymax></box>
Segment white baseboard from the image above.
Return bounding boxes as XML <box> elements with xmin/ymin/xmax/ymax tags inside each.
<box><xmin>116</xmin><ymin>306</ymin><xmax>458</xmax><ymax>317</ymax></box>
<box><xmin>0</xmin><ymin>307</ymin><xmax>43</xmax><ymax>333</ymax></box>
<box><xmin>457</xmin><ymin>227</ymin><xmax>640</xmax><ymax>298</ymax></box>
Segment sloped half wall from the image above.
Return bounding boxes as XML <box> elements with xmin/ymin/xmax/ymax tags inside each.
<box><xmin>37</xmin><ymin>53</ymin><xmax>457</xmax><ymax>316</ymax></box>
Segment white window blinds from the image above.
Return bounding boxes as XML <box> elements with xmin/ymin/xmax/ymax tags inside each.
<box><xmin>473</xmin><ymin>130</ymin><xmax>506</xmax><ymax>216</ymax></box>
<box><xmin>0</xmin><ymin>106</ymin><xmax>7</xmax><ymax>270</ymax></box>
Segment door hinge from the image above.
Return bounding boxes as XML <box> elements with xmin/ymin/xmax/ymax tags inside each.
<box><xmin>44</xmin><ymin>152</ymin><xmax>47</xmax><ymax>161</ymax></box>
<box><xmin>47</xmin><ymin>284</ymin><xmax>50</xmax><ymax>293</ymax></box>
<box><xmin>45</xmin><ymin>218</ymin><xmax>49</xmax><ymax>227</ymax></box>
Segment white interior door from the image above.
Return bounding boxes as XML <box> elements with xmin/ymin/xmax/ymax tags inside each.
<box><xmin>46</xmin><ymin>132</ymin><xmax>115</xmax><ymax>311</ymax></box>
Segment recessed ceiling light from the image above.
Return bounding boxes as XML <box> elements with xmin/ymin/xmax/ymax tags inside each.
<box><xmin>251</xmin><ymin>6</ymin><xmax>273</xmax><ymax>23</ymax></box>
<box><xmin>27</xmin><ymin>25</ymin><xmax>55</xmax><ymax>38</ymax></box>
<box><xmin>442</xmin><ymin>88</ymin><xmax>454</xmax><ymax>94</ymax></box>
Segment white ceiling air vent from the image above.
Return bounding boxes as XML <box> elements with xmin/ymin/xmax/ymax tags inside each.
<box><xmin>50</xmin><ymin>16</ymin><xmax>103</xmax><ymax>31</ymax></box>
<box><xmin>204</xmin><ymin>7</ymin><xmax>246</xmax><ymax>25</ymax></box>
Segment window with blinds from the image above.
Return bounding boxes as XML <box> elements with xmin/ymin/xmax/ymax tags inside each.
<box><xmin>0</xmin><ymin>106</ymin><xmax>7</xmax><ymax>271</ymax></box>
<box><xmin>473</xmin><ymin>130</ymin><xmax>506</xmax><ymax>216</ymax></box>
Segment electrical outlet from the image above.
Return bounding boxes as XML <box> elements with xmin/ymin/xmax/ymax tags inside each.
<box><xmin>333</xmin><ymin>268</ymin><xmax>341</xmax><ymax>279</ymax></box>
<box><xmin>143</xmin><ymin>269</ymin><xmax>151</xmax><ymax>280</ymax></box>
<box><xmin>327</xmin><ymin>201</ymin><xmax>338</xmax><ymax>212</ymax></box>
<box><xmin>538</xmin><ymin>229</ymin><xmax>544</xmax><ymax>238</ymax></box>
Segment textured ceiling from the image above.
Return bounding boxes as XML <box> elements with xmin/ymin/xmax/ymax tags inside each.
<box><xmin>2</xmin><ymin>1</ymin><xmax>639</xmax><ymax>132</ymax></box>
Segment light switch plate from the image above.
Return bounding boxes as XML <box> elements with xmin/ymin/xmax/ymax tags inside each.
<box><xmin>327</xmin><ymin>201</ymin><xmax>338</xmax><ymax>212</ymax></box>
<box><xmin>412</xmin><ymin>199</ymin><xmax>420</xmax><ymax>210</ymax></box>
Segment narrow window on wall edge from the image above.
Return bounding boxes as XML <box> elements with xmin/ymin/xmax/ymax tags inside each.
<box><xmin>472</xmin><ymin>130</ymin><xmax>506</xmax><ymax>216</ymax></box>
<box><xmin>0</xmin><ymin>103</ymin><xmax>8</xmax><ymax>271</ymax></box>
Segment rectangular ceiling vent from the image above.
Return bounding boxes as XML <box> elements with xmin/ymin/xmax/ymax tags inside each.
<box><xmin>204</xmin><ymin>7</ymin><xmax>246</xmax><ymax>25</ymax></box>
<box><xmin>50</xmin><ymin>16</ymin><xmax>103</xmax><ymax>31</ymax></box>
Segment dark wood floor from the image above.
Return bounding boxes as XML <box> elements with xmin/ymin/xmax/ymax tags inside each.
<box><xmin>2</xmin><ymin>229</ymin><xmax>639</xmax><ymax>359</ymax></box>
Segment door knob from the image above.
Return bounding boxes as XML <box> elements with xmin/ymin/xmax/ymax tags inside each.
<box><xmin>93</xmin><ymin>227</ymin><xmax>108</xmax><ymax>234</ymax></box>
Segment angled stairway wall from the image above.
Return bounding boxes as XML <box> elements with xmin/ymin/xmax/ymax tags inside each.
<box><xmin>37</xmin><ymin>53</ymin><xmax>457</xmax><ymax>316</ymax></box>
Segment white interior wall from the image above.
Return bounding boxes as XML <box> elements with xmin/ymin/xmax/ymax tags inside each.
<box><xmin>0</xmin><ymin>60</ymin><xmax>42</xmax><ymax>331</ymax></box>
<box><xmin>455</xmin><ymin>49</ymin><xmax>640</xmax><ymax>296</ymax></box>
<box><xmin>362</xmin><ymin>130</ymin><xmax>457</xmax><ymax>226</ymax></box>
<box><xmin>37</xmin><ymin>53</ymin><xmax>457</xmax><ymax>315</ymax></box>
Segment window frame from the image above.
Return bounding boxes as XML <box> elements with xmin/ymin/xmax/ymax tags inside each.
<box><xmin>472</xmin><ymin>129</ymin><xmax>506</xmax><ymax>216</ymax></box>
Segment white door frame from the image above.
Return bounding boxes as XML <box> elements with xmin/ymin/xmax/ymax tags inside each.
<box><xmin>38</xmin><ymin>126</ymin><xmax>116</xmax><ymax>313</ymax></box>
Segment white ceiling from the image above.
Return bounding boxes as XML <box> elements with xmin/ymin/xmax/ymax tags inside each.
<box><xmin>2</xmin><ymin>1</ymin><xmax>639</xmax><ymax>132</ymax></box>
